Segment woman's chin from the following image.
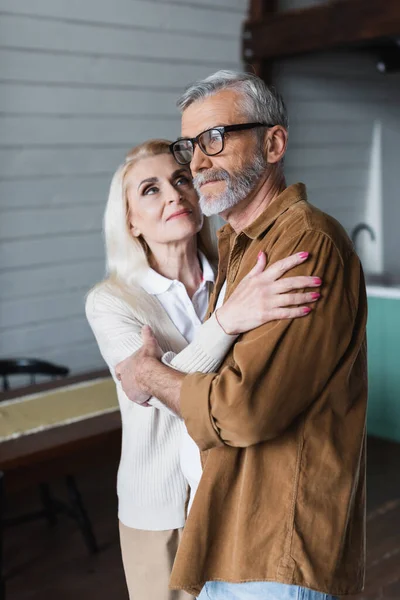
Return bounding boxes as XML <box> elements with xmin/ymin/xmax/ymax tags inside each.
<box><xmin>164</xmin><ymin>220</ymin><xmax>200</xmax><ymax>243</ymax></box>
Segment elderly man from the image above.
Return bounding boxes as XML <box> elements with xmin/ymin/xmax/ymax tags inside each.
<box><xmin>117</xmin><ymin>71</ymin><xmax>367</xmax><ymax>600</ymax></box>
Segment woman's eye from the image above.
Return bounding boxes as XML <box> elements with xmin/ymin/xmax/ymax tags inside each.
<box><xmin>143</xmin><ymin>185</ymin><xmax>158</xmax><ymax>195</ymax></box>
<box><xmin>176</xmin><ymin>176</ymin><xmax>191</xmax><ymax>187</ymax></box>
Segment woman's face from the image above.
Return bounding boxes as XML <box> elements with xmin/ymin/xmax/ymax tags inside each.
<box><xmin>125</xmin><ymin>153</ymin><xmax>202</xmax><ymax>247</ymax></box>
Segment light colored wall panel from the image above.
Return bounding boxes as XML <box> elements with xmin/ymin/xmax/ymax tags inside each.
<box><xmin>0</xmin><ymin>289</ymin><xmax>87</xmax><ymax>330</ymax></box>
<box><xmin>0</xmin><ymin>116</ymin><xmax>180</xmax><ymax>146</ymax></box>
<box><xmin>0</xmin><ymin>50</ymin><xmax>215</xmax><ymax>89</ymax></box>
<box><xmin>0</xmin><ymin>315</ymin><xmax>92</xmax><ymax>356</ymax></box>
<box><xmin>0</xmin><ymin>148</ymin><xmax>129</xmax><ymax>178</ymax></box>
<box><xmin>0</xmin><ymin>0</ymin><xmax>243</xmax><ymax>36</ymax></box>
<box><xmin>0</xmin><ymin>176</ymin><xmax>112</xmax><ymax>209</ymax></box>
<box><xmin>285</xmin><ymin>146</ymin><xmax>368</xmax><ymax>169</ymax></box>
<box><xmin>157</xmin><ymin>0</ymin><xmax>245</xmax><ymax>10</ymax></box>
<box><xmin>0</xmin><ymin>205</ymin><xmax>104</xmax><ymax>240</ymax></box>
<box><xmin>0</xmin><ymin>260</ymin><xmax>105</xmax><ymax>301</ymax></box>
<box><xmin>41</xmin><ymin>340</ymin><xmax>106</xmax><ymax>374</ymax></box>
<box><xmin>0</xmin><ymin>232</ymin><xmax>103</xmax><ymax>270</ymax></box>
<box><xmin>0</xmin><ymin>83</ymin><xmax>179</xmax><ymax>116</ymax></box>
<box><xmin>0</xmin><ymin>0</ymin><xmax>249</xmax><ymax>374</ymax></box>
<box><xmin>0</xmin><ymin>15</ymin><xmax>240</xmax><ymax>64</ymax></box>
<box><xmin>277</xmin><ymin>0</ymin><xmax>329</xmax><ymax>10</ymax></box>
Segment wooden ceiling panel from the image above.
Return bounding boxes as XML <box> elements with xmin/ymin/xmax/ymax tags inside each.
<box><xmin>244</xmin><ymin>0</ymin><xmax>400</xmax><ymax>61</ymax></box>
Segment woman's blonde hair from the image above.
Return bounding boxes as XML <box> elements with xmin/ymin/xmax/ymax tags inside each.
<box><xmin>103</xmin><ymin>139</ymin><xmax>219</xmax><ymax>288</ymax></box>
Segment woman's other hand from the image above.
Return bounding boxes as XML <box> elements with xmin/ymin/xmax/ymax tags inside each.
<box><xmin>216</xmin><ymin>252</ymin><xmax>322</xmax><ymax>335</ymax></box>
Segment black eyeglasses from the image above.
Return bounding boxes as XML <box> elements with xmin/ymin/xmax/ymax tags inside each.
<box><xmin>170</xmin><ymin>122</ymin><xmax>274</xmax><ymax>165</ymax></box>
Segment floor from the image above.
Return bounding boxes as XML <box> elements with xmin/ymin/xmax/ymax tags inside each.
<box><xmin>3</xmin><ymin>436</ymin><xmax>400</xmax><ymax>600</ymax></box>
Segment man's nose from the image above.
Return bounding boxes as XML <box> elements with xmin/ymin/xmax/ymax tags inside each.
<box><xmin>190</xmin><ymin>144</ymin><xmax>213</xmax><ymax>175</ymax></box>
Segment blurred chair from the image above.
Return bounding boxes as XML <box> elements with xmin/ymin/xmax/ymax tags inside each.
<box><xmin>0</xmin><ymin>358</ymin><xmax>69</xmax><ymax>392</ymax></box>
<box><xmin>0</xmin><ymin>359</ymin><xmax>98</xmax><ymax>578</ymax></box>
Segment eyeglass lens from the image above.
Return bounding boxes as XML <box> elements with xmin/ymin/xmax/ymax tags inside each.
<box><xmin>173</xmin><ymin>140</ymin><xmax>194</xmax><ymax>165</ymax></box>
<box><xmin>198</xmin><ymin>129</ymin><xmax>223</xmax><ymax>155</ymax></box>
<box><xmin>173</xmin><ymin>128</ymin><xmax>224</xmax><ymax>164</ymax></box>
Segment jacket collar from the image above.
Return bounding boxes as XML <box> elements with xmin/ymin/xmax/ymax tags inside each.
<box><xmin>217</xmin><ymin>183</ymin><xmax>308</xmax><ymax>241</ymax></box>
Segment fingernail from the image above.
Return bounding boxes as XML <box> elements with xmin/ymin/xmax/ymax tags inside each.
<box><xmin>298</xmin><ymin>252</ymin><xmax>309</xmax><ymax>259</ymax></box>
<box><xmin>311</xmin><ymin>292</ymin><xmax>320</xmax><ymax>299</ymax></box>
<box><xmin>258</xmin><ymin>251</ymin><xmax>263</xmax><ymax>259</ymax></box>
<box><xmin>303</xmin><ymin>307</ymin><xmax>312</xmax><ymax>314</ymax></box>
<box><xmin>313</xmin><ymin>277</ymin><xmax>322</xmax><ymax>284</ymax></box>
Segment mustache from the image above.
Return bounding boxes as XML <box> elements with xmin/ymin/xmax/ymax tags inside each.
<box><xmin>193</xmin><ymin>168</ymin><xmax>230</xmax><ymax>191</ymax></box>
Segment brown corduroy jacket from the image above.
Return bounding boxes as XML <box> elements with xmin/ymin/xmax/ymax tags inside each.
<box><xmin>170</xmin><ymin>183</ymin><xmax>367</xmax><ymax>597</ymax></box>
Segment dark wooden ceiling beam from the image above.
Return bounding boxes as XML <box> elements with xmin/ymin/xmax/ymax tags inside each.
<box><xmin>245</xmin><ymin>0</ymin><xmax>277</xmax><ymax>81</ymax></box>
<box><xmin>243</xmin><ymin>0</ymin><xmax>400</xmax><ymax>61</ymax></box>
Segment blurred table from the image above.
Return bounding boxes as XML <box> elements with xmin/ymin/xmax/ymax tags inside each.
<box><xmin>0</xmin><ymin>370</ymin><xmax>121</xmax><ymax>491</ymax></box>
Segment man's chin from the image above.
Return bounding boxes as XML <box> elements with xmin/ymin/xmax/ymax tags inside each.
<box><xmin>199</xmin><ymin>193</ymin><xmax>232</xmax><ymax>217</ymax></box>
<box><xmin>199</xmin><ymin>194</ymin><xmax>220</xmax><ymax>217</ymax></box>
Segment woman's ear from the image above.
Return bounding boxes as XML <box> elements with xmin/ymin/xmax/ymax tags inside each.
<box><xmin>127</xmin><ymin>206</ymin><xmax>141</xmax><ymax>237</ymax></box>
<box><xmin>129</xmin><ymin>221</ymin><xmax>141</xmax><ymax>237</ymax></box>
<box><xmin>264</xmin><ymin>126</ymin><xmax>288</xmax><ymax>165</ymax></box>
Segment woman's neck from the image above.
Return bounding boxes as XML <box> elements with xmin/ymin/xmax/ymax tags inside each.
<box><xmin>148</xmin><ymin>237</ymin><xmax>203</xmax><ymax>299</ymax></box>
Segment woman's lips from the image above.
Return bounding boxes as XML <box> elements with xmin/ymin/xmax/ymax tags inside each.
<box><xmin>167</xmin><ymin>209</ymin><xmax>192</xmax><ymax>221</ymax></box>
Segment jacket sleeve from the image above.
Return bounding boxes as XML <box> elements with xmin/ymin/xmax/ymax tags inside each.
<box><xmin>180</xmin><ymin>230</ymin><xmax>361</xmax><ymax>450</ymax></box>
<box><xmin>85</xmin><ymin>288</ymin><xmax>237</xmax><ymax>415</ymax></box>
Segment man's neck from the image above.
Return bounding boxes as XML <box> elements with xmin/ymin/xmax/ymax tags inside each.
<box><xmin>222</xmin><ymin>170</ymin><xmax>286</xmax><ymax>233</ymax></box>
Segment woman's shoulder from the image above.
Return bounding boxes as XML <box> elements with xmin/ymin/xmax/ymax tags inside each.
<box><xmin>85</xmin><ymin>278</ymin><xmax>149</xmax><ymax>319</ymax></box>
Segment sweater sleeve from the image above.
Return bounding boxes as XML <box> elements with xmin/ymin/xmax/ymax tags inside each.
<box><xmin>85</xmin><ymin>286</ymin><xmax>237</xmax><ymax>415</ymax></box>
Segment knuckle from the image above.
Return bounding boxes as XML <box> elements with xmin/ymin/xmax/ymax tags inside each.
<box><xmin>265</xmin><ymin>265</ymin><xmax>276</xmax><ymax>281</ymax></box>
<box><xmin>279</xmin><ymin>262</ymin><xmax>287</xmax><ymax>274</ymax></box>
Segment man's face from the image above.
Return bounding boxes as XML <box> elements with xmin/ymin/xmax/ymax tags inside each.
<box><xmin>181</xmin><ymin>89</ymin><xmax>268</xmax><ymax>217</ymax></box>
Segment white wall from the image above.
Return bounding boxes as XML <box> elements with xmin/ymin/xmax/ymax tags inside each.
<box><xmin>273</xmin><ymin>0</ymin><xmax>400</xmax><ymax>277</ymax></box>
<box><xmin>274</xmin><ymin>50</ymin><xmax>400</xmax><ymax>277</ymax></box>
<box><xmin>0</xmin><ymin>0</ymin><xmax>248</xmax><ymax>375</ymax></box>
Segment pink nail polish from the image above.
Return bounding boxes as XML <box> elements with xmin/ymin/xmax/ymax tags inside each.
<box><xmin>298</xmin><ymin>252</ymin><xmax>309</xmax><ymax>259</ymax></box>
<box><xmin>258</xmin><ymin>251</ymin><xmax>263</xmax><ymax>259</ymax></box>
<box><xmin>303</xmin><ymin>307</ymin><xmax>312</xmax><ymax>314</ymax></box>
<box><xmin>313</xmin><ymin>277</ymin><xmax>322</xmax><ymax>285</ymax></box>
<box><xmin>311</xmin><ymin>292</ymin><xmax>320</xmax><ymax>299</ymax></box>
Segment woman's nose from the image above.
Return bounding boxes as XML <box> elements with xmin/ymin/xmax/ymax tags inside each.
<box><xmin>166</xmin><ymin>184</ymin><xmax>183</xmax><ymax>203</ymax></box>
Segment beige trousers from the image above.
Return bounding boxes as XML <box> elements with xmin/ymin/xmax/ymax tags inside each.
<box><xmin>119</xmin><ymin>521</ymin><xmax>193</xmax><ymax>600</ymax></box>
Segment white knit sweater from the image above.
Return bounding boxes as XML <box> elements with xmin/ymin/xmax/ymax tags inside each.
<box><xmin>85</xmin><ymin>279</ymin><xmax>235</xmax><ymax>530</ymax></box>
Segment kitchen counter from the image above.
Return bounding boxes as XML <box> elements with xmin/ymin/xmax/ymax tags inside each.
<box><xmin>366</xmin><ymin>285</ymin><xmax>400</xmax><ymax>299</ymax></box>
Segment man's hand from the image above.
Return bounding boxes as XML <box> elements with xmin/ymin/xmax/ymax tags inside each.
<box><xmin>116</xmin><ymin>326</ymin><xmax>162</xmax><ymax>406</ymax></box>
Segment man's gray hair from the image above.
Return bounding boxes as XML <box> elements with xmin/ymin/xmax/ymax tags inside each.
<box><xmin>177</xmin><ymin>70</ymin><xmax>288</xmax><ymax>130</ymax></box>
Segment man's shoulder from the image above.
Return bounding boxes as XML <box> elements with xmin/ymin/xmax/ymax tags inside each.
<box><xmin>271</xmin><ymin>199</ymin><xmax>353</xmax><ymax>258</ymax></box>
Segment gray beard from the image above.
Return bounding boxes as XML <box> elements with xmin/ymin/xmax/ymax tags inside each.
<box><xmin>193</xmin><ymin>153</ymin><xmax>268</xmax><ymax>217</ymax></box>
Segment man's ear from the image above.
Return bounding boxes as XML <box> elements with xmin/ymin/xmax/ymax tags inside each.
<box><xmin>264</xmin><ymin>126</ymin><xmax>288</xmax><ymax>165</ymax></box>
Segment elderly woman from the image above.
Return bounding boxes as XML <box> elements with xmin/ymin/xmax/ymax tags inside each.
<box><xmin>85</xmin><ymin>140</ymin><xmax>320</xmax><ymax>600</ymax></box>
